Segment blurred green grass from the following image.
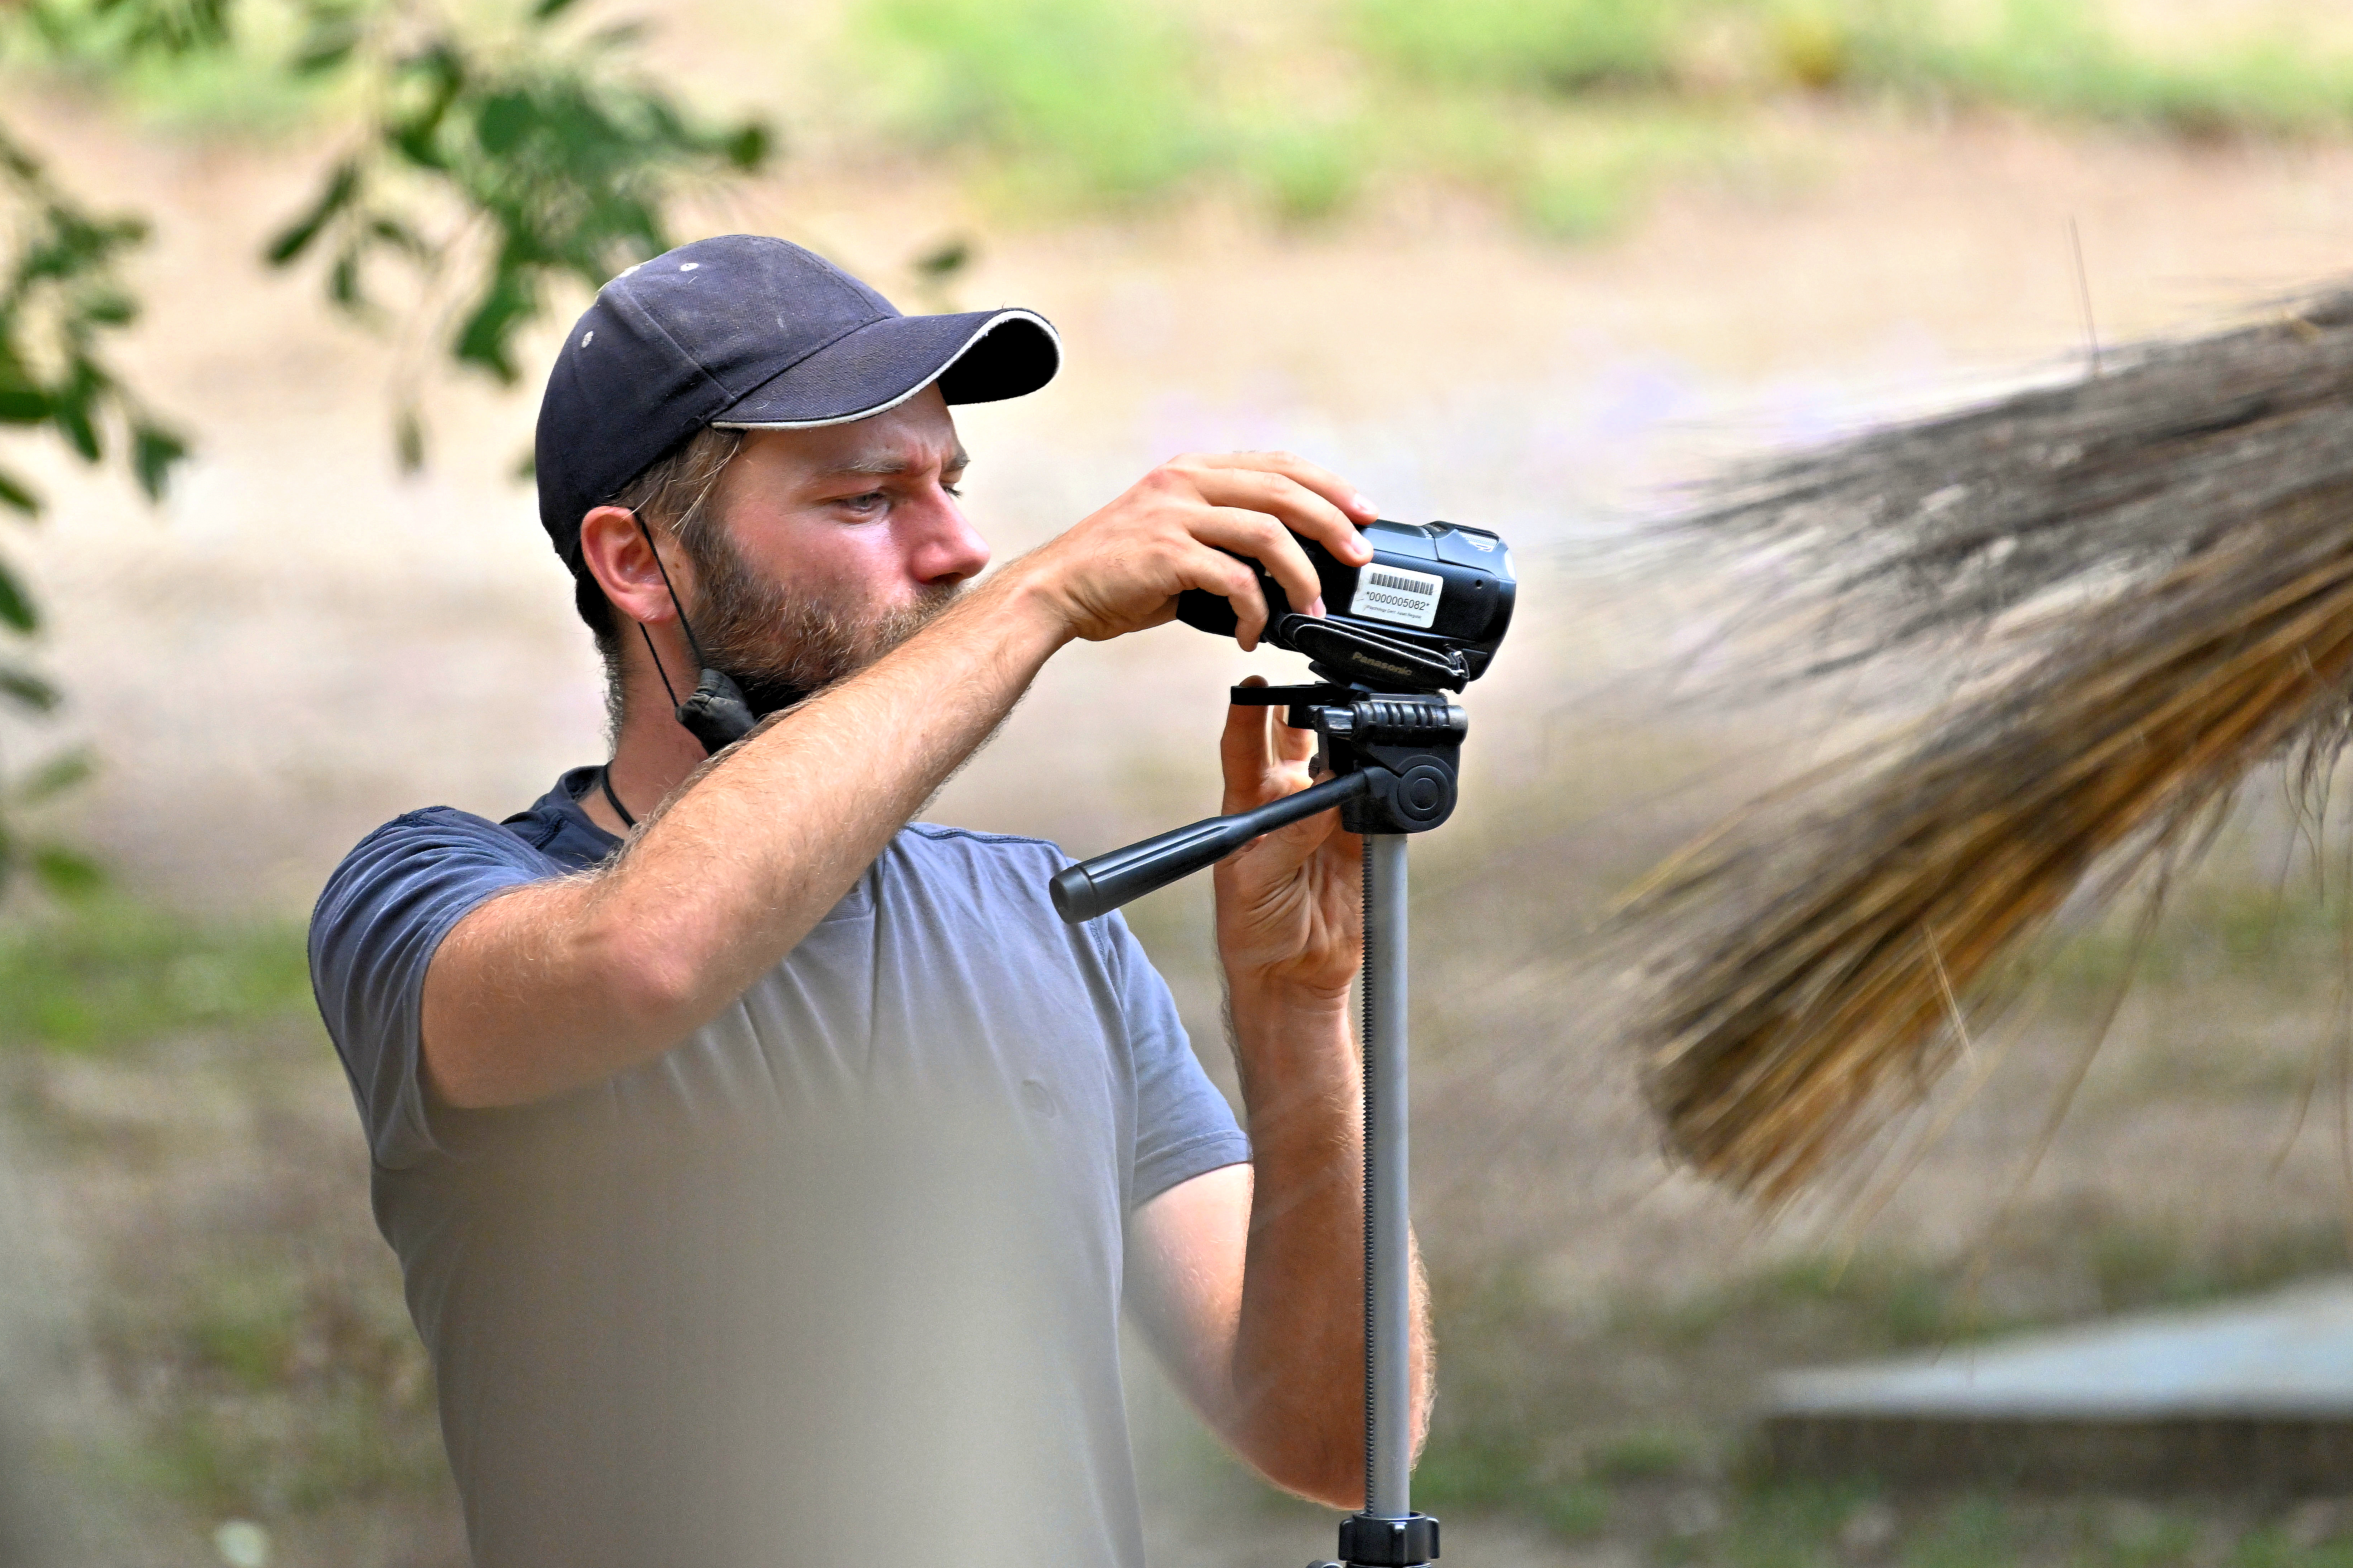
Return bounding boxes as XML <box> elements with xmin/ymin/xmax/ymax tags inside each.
<box><xmin>0</xmin><ymin>896</ymin><xmax>311</xmax><ymax>1053</ymax></box>
<box><xmin>843</xmin><ymin>0</ymin><xmax>2353</xmax><ymax>235</ymax></box>
<box><xmin>98</xmin><ymin>1248</ymin><xmax>444</xmax><ymax>1518</ymax></box>
<box><xmin>0</xmin><ymin>894</ymin><xmax>455</xmax><ymax>1553</ymax></box>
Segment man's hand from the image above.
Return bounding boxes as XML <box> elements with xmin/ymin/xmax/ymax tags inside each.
<box><xmin>1212</xmin><ymin>678</ymin><xmax>1363</xmax><ymax>999</ymax></box>
<box><xmin>1009</xmin><ymin>452</ymin><xmax>1377</xmax><ymax>652</ymax></box>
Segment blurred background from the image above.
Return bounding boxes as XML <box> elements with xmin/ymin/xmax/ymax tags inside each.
<box><xmin>11</xmin><ymin>0</ymin><xmax>2353</xmax><ymax>1563</ymax></box>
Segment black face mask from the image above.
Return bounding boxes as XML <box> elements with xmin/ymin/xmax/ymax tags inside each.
<box><xmin>671</xmin><ymin>665</ymin><xmax>760</xmax><ymax>756</ymax></box>
<box><xmin>623</xmin><ymin>511</ymin><xmax>795</xmax><ymax>757</ymax></box>
<box><xmin>726</xmin><ymin>668</ymin><xmax>814</xmax><ymax>725</ymax></box>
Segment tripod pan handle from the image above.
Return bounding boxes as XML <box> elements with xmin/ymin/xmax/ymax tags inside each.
<box><xmin>1050</xmin><ymin>770</ymin><xmax>1372</xmax><ymax>924</ymax></box>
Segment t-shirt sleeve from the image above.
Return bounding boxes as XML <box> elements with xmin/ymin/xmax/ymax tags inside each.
<box><xmin>308</xmin><ymin>809</ymin><xmax>553</xmax><ymax>1170</ymax></box>
<box><xmin>1101</xmin><ymin>911</ymin><xmax>1250</xmax><ymax>1207</ymax></box>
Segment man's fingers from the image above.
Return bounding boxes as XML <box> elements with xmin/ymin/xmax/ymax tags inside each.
<box><xmin>1195</xmin><ymin>507</ymin><xmax>1324</xmax><ymax>626</ymax></box>
<box><xmin>1221</xmin><ymin>678</ymin><xmax>1274</xmax><ymax>813</ymax></box>
<box><xmin>1221</xmin><ymin>689</ymin><xmax>1327</xmax><ymax>832</ymax></box>
<box><xmin>1192</xmin><ymin>468</ymin><xmax>1370</xmax><ymax>570</ymax></box>
<box><xmin>1192</xmin><ymin>451</ymin><xmax>1378</xmax><ymax>534</ymax></box>
<box><xmin>1274</xmin><ymin>707</ymin><xmax>1316</xmax><ymax>770</ymax></box>
<box><xmin>1183</xmin><ymin>543</ymin><xmax>1268</xmax><ymax>649</ymax></box>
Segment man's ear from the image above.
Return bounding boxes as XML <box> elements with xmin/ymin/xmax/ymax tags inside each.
<box><xmin>578</xmin><ymin>505</ymin><xmax>689</xmax><ymax>627</ymax></box>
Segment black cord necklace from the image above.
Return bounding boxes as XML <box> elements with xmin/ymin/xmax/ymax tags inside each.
<box><xmin>598</xmin><ymin>765</ymin><xmax>638</xmax><ymax>831</ymax></box>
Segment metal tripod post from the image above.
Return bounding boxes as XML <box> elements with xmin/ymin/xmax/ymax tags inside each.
<box><xmin>1329</xmin><ymin>828</ymin><xmax>1438</xmax><ymax>1568</ymax></box>
<box><xmin>1043</xmin><ymin>680</ymin><xmax>1461</xmax><ymax>1568</ymax></box>
<box><xmin>1363</xmin><ymin>832</ymin><xmax>1413</xmax><ymax>1520</ymax></box>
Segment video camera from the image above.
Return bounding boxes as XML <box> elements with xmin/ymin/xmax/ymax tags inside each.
<box><xmin>1049</xmin><ymin>519</ymin><xmax>1516</xmax><ymax>924</ymax></box>
<box><xmin>1174</xmin><ymin>518</ymin><xmax>1515</xmax><ymax>693</ymax></box>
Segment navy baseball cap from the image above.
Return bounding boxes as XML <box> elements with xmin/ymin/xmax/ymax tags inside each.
<box><xmin>535</xmin><ymin>234</ymin><xmax>1060</xmax><ymax>574</ymax></box>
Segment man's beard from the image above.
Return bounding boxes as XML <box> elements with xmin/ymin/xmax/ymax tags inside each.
<box><xmin>682</xmin><ymin>524</ymin><xmax>964</xmax><ymax>719</ymax></box>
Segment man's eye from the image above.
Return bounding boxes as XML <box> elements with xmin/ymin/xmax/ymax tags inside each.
<box><xmin>839</xmin><ymin>491</ymin><xmax>886</xmax><ymax>511</ymax></box>
<box><xmin>943</xmin><ymin>483</ymin><xmax>963</xmax><ymax>498</ymax></box>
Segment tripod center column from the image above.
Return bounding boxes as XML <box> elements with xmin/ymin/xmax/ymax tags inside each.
<box><xmin>1364</xmin><ymin>832</ymin><xmax>1413</xmax><ymax>1520</ymax></box>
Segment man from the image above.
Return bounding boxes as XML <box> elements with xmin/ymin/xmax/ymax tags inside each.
<box><xmin>310</xmin><ymin>235</ymin><xmax>1430</xmax><ymax>1567</ymax></box>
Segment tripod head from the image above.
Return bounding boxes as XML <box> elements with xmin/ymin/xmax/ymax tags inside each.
<box><xmin>1048</xmin><ymin>519</ymin><xmax>1513</xmax><ymax>925</ymax></box>
<box><xmin>1048</xmin><ymin>682</ymin><xmax>1468</xmax><ymax>922</ymax></box>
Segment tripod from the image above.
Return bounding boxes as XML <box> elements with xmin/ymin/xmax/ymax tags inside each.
<box><xmin>1050</xmin><ymin>681</ymin><xmax>1465</xmax><ymax>1568</ymax></box>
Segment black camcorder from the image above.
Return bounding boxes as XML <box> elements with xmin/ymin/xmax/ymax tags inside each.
<box><xmin>1174</xmin><ymin>518</ymin><xmax>1516</xmax><ymax>692</ymax></box>
<box><xmin>1048</xmin><ymin>518</ymin><xmax>1516</xmax><ymax>924</ymax></box>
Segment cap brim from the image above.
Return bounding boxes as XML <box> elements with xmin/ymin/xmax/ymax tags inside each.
<box><xmin>710</xmin><ymin>308</ymin><xmax>1060</xmax><ymax>431</ymax></box>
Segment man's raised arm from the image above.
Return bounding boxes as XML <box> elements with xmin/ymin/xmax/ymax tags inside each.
<box><xmin>419</xmin><ymin>453</ymin><xmax>1377</xmax><ymax>1109</ymax></box>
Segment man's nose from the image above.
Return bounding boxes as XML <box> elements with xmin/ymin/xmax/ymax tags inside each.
<box><xmin>906</xmin><ymin>488</ymin><xmax>992</xmax><ymax>586</ymax></box>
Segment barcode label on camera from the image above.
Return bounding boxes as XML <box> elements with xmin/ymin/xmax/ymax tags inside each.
<box><xmin>1348</xmin><ymin>564</ymin><xmax>1443</xmax><ymax>629</ymax></box>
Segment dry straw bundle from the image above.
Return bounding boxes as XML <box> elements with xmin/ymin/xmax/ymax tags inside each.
<box><xmin>1624</xmin><ymin>285</ymin><xmax>2353</xmax><ymax>1206</ymax></box>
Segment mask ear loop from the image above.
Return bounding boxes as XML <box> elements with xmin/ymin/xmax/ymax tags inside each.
<box><xmin>628</xmin><ymin>509</ymin><xmax>704</xmax><ymax>692</ymax></box>
<box><xmin>622</xmin><ymin>506</ymin><xmax>756</xmax><ymax>756</ymax></box>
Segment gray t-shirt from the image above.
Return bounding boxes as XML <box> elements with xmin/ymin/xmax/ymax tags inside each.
<box><xmin>309</xmin><ymin>767</ymin><xmax>1249</xmax><ymax>1568</ymax></box>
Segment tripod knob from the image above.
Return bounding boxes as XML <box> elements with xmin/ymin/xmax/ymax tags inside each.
<box><xmin>1394</xmin><ymin>764</ymin><xmax>1452</xmax><ymax>824</ymax></box>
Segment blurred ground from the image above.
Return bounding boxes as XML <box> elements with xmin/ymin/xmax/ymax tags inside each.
<box><xmin>16</xmin><ymin>3</ymin><xmax>2353</xmax><ymax>1564</ymax></box>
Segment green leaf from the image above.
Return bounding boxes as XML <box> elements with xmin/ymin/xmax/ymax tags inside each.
<box><xmin>17</xmin><ymin>749</ymin><xmax>92</xmax><ymax>803</ymax></box>
<box><xmin>387</xmin><ymin>42</ymin><xmax>466</xmax><ymax>169</ymax></box>
<box><xmin>531</xmin><ymin>0</ymin><xmax>585</xmax><ymax>20</ymax></box>
<box><xmin>131</xmin><ymin>422</ymin><xmax>188</xmax><ymax>502</ymax></box>
<box><xmin>0</xmin><ymin>564</ymin><xmax>38</xmax><ymax>633</ymax></box>
<box><xmin>913</xmin><ymin>237</ymin><xmax>972</xmax><ymax>278</ymax></box>
<box><xmin>511</xmin><ymin>448</ymin><xmax>536</xmax><ymax>482</ymax></box>
<box><xmin>31</xmin><ymin>845</ymin><xmax>106</xmax><ymax>901</ymax></box>
<box><xmin>454</xmin><ymin>265</ymin><xmax>536</xmax><ymax>384</ymax></box>
<box><xmin>726</xmin><ymin>121</ymin><xmax>773</xmax><ymax>172</ymax></box>
<box><xmin>53</xmin><ymin>397</ymin><xmax>100</xmax><ymax>462</ymax></box>
<box><xmin>294</xmin><ymin>35</ymin><xmax>361</xmax><ymax>75</ymax></box>
<box><xmin>368</xmin><ymin>215</ymin><xmax>431</xmax><ymax>258</ymax></box>
<box><xmin>0</xmin><ymin>470</ymin><xmax>41</xmax><ymax>516</ymax></box>
<box><xmin>395</xmin><ymin>405</ymin><xmax>425</xmax><ymax>473</ymax></box>
<box><xmin>477</xmin><ymin>90</ymin><xmax>537</xmax><ymax>157</ymax></box>
<box><xmin>80</xmin><ymin>291</ymin><xmax>138</xmax><ymax>325</ymax></box>
<box><xmin>392</xmin><ymin>123</ymin><xmax>448</xmax><ymax>171</ymax></box>
<box><xmin>0</xmin><ymin>667</ymin><xmax>59</xmax><ymax>713</ymax></box>
<box><xmin>0</xmin><ymin>388</ymin><xmax>50</xmax><ymax>425</ymax></box>
<box><xmin>265</xmin><ymin>161</ymin><xmax>361</xmax><ymax>266</ymax></box>
<box><xmin>292</xmin><ymin>14</ymin><xmax>362</xmax><ymax>76</ymax></box>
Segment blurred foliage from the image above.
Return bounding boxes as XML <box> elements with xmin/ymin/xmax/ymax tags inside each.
<box><xmin>258</xmin><ymin>4</ymin><xmax>771</xmax><ymax>399</ymax></box>
<box><xmin>847</xmin><ymin>0</ymin><xmax>2353</xmax><ymax>230</ymax></box>
<box><xmin>0</xmin><ymin>0</ymin><xmax>770</xmax><ymax>898</ymax></box>
<box><xmin>0</xmin><ymin>132</ymin><xmax>176</xmax><ymax>900</ymax></box>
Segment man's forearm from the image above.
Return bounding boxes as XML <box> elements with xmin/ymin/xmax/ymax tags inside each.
<box><xmin>1225</xmin><ymin>975</ymin><xmax>1431</xmax><ymax>1506</ymax></box>
<box><xmin>422</xmin><ymin>572</ymin><xmax>1068</xmax><ymax>1107</ymax></box>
